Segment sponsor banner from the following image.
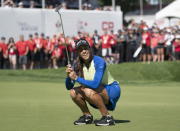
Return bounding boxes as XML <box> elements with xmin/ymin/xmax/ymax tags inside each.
<box><xmin>0</xmin><ymin>8</ymin><xmax>122</xmax><ymax>40</ymax></box>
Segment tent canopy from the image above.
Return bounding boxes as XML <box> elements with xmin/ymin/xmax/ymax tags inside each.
<box><xmin>156</xmin><ymin>0</ymin><xmax>180</xmax><ymax>20</ymax></box>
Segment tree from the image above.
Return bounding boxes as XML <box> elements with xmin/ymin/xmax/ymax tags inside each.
<box><xmin>99</xmin><ymin>0</ymin><xmax>142</xmax><ymax>15</ymax></box>
<box><xmin>99</xmin><ymin>0</ymin><xmax>175</xmax><ymax>15</ymax></box>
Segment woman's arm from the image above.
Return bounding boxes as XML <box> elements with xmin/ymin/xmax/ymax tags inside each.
<box><xmin>76</xmin><ymin>58</ymin><xmax>106</xmax><ymax>89</ymax></box>
<box><xmin>65</xmin><ymin>77</ymin><xmax>75</xmax><ymax>90</ymax></box>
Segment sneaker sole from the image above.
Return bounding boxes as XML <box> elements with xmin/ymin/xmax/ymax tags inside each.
<box><xmin>74</xmin><ymin>122</ymin><xmax>87</xmax><ymax>125</ymax></box>
<box><xmin>95</xmin><ymin>122</ymin><xmax>115</xmax><ymax>126</ymax></box>
<box><xmin>74</xmin><ymin>121</ymin><xmax>93</xmax><ymax>125</ymax></box>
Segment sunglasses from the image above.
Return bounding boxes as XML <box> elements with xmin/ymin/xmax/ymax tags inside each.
<box><xmin>77</xmin><ymin>45</ymin><xmax>90</xmax><ymax>52</ymax></box>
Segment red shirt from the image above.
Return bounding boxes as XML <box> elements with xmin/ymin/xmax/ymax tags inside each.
<box><xmin>151</xmin><ymin>33</ymin><xmax>160</xmax><ymax>48</ymax></box>
<box><xmin>66</xmin><ymin>37</ymin><xmax>75</xmax><ymax>52</ymax></box>
<box><xmin>0</xmin><ymin>42</ymin><xmax>8</xmax><ymax>56</ymax></box>
<box><xmin>110</xmin><ymin>34</ymin><xmax>117</xmax><ymax>46</ymax></box>
<box><xmin>45</xmin><ymin>40</ymin><xmax>54</xmax><ymax>51</ymax></box>
<box><xmin>59</xmin><ymin>37</ymin><xmax>66</xmax><ymax>50</ymax></box>
<box><xmin>26</xmin><ymin>40</ymin><xmax>36</xmax><ymax>51</ymax></box>
<box><xmin>101</xmin><ymin>34</ymin><xmax>111</xmax><ymax>48</ymax></box>
<box><xmin>51</xmin><ymin>36</ymin><xmax>58</xmax><ymax>44</ymax></box>
<box><xmin>158</xmin><ymin>34</ymin><xmax>165</xmax><ymax>44</ymax></box>
<box><xmin>173</xmin><ymin>41</ymin><xmax>180</xmax><ymax>52</ymax></box>
<box><xmin>85</xmin><ymin>36</ymin><xmax>93</xmax><ymax>47</ymax></box>
<box><xmin>8</xmin><ymin>43</ymin><xmax>16</xmax><ymax>55</ymax></box>
<box><xmin>142</xmin><ymin>32</ymin><xmax>151</xmax><ymax>46</ymax></box>
<box><xmin>16</xmin><ymin>41</ymin><xmax>28</xmax><ymax>56</ymax></box>
<box><xmin>40</xmin><ymin>38</ymin><xmax>48</xmax><ymax>49</ymax></box>
<box><xmin>34</xmin><ymin>38</ymin><xmax>42</xmax><ymax>49</ymax></box>
<box><xmin>52</xmin><ymin>48</ymin><xmax>62</xmax><ymax>57</ymax></box>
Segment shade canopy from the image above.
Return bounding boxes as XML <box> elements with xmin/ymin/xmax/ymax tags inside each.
<box><xmin>156</xmin><ymin>0</ymin><xmax>180</xmax><ymax>20</ymax></box>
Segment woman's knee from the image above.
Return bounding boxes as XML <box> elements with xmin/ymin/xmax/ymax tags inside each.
<box><xmin>69</xmin><ymin>89</ymin><xmax>76</xmax><ymax>99</ymax></box>
<box><xmin>81</xmin><ymin>88</ymin><xmax>96</xmax><ymax>98</ymax></box>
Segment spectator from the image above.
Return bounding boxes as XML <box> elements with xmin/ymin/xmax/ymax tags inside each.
<box><xmin>84</xmin><ymin>32</ymin><xmax>93</xmax><ymax>47</ymax></box>
<box><xmin>164</xmin><ymin>29</ymin><xmax>174</xmax><ymax>61</ymax></box>
<box><xmin>33</xmin><ymin>32</ymin><xmax>42</xmax><ymax>68</ymax></box>
<box><xmin>173</xmin><ymin>35</ymin><xmax>180</xmax><ymax>60</ymax></box>
<box><xmin>100</xmin><ymin>30</ymin><xmax>112</xmax><ymax>63</ymax></box>
<box><xmin>126</xmin><ymin>28</ymin><xmax>138</xmax><ymax>62</ymax></box>
<box><xmin>16</xmin><ymin>35</ymin><xmax>29</xmax><ymax>70</ymax></box>
<box><xmin>141</xmin><ymin>28</ymin><xmax>151</xmax><ymax>63</ymax></box>
<box><xmin>92</xmin><ymin>30</ymin><xmax>101</xmax><ymax>56</ymax></box>
<box><xmin>40</xmin><ymin>33</ymin><xmax>47</xmax><ymax>68</ymax></box>
<box><xmin>156</xmin><ymin>30</ymin><xmax>165</xmax><ymax>62</ymax></box>
<box><xmin>51</xmin><ymin>45</ymin><xmax>62</xmax><ymax>69</ymax></box>
<box><xmin>61</xmin><ymin>2</ymin><xmax>67</xmax><ymax>9</ymax></box>
<box><xmin>74</xmin><ymin>31</ymin><xmax>84</xmax><ymax>40</ymax></box>
<box><xmin>8</xmin><ymin>37</ymin><xmax>17</xmax><ymax>69</ymax></box>
<box><xmin>29</xmin><ymin>0</ymin><xmax>35</xmax><ymax>8</ymax></box>
<box><xmin>0</xmin><ymin>41</ymin><xmax>3</xmax><ymax>69</ymax></box>
<box><xmin>116</xmin><ymin>29</ymin><xmax>126</xmax><ymax>63</ymax></box>
<box><xmin>110</xmin><ymin>30</ymin><xmax>118</xmax><ymax>64</ymax></box>
<box><xmin>0</xmin><ymin>37</ymin><xmax>8</xmax><ymax>69</ymax></box>
<box><xmin>51</xmin><ymin>34</ymin><xmax>58</xmax><ymax>47</ymax></box>
<box><xmin>44</xmin><ymin>36</ymin><xmax>54</xmax><ymax>68</ymax></box>
<box><xmin>139</xmin><ymin>20</ymin><xmax>148</xmax><ymax>30</ymax></box>
<box><xmin>151</xmin><ymin>29</ymin><xmax>159</xmax><ymax>62</ymax></box>
<box><xmin>58</xmin><ymin>33</ymin><xmax>67</xmax><ymax>66</ymax></box>
<box><xmin>18</xmin><ymin>2</ymin><xmax>24</xmax><ymax>8</ymax></box>
<box><xmin>3</xmin><ymin>0</ymin><xmax>14</xmax><ymax>8</ymax></box>
<box><xmin>66</xmin><ymin>36</ymin><xmax>75</xmax><ymax>64</ymax></box>
<box><xmin>26</xmin><ymin>34</ymin><xmax>36</xmax><ymax>69</ymax></box>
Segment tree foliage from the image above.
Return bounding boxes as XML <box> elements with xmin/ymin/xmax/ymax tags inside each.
<box><xmin>99</xmin><ymin>0</ymin><xmax>175</xmax><ymax>15</ymax></box>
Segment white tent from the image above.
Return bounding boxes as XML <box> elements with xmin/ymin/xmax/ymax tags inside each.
<box><xmin>156</xmin><ymin>0</ymin><xmax>180</xmax><ymax>20</ymax></box>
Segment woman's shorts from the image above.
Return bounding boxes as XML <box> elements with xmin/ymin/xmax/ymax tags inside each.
<box><xmin>9</xmin><ymin>55</ymin><xmax>16</xmax><ymax>62</ymax></box>
<box><xmin>102</xmin><ymin>48</ymin><xmax>112</xmax><ymax>57</ymax></box>
<box><xmin>151</xmin><ymin>47</ymin><xmax>157</xmax><ymax>54</ymax></box>
<box><xmin>90</xmin><ymin>81</ymin><xmax>121</xmax><ymax>111</ymax></box>
<box><xmin>157</xmin><ymin>43</ymin><xmax>164</xmax><ymax>49</ymax></box>
<box><xmin>141</xmin><ymin>44</ymin><xmax>147</xmax><ymax>55</ymax></box>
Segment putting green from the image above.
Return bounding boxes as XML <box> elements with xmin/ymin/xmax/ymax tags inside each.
<box><xmin>0</xmin><ymin>81</ymin><xmax>179</xmax><ymax>131</ymax></box>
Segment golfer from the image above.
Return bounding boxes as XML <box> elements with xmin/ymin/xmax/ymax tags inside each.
<box><xmin>65</xmin><ymin>39</ymin><xmax>121</xmax><ymax>126</ymax></box>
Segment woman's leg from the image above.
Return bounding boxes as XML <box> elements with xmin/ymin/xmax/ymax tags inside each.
<box><xmin>143</xmin><ymin>54</ymin><xmax>146</xmax><ymax>63</ymax></box>
<box><xmin>70</xmin><ymin>87</ymin><xmax>91</xmax><ymax>115</ymax></box>
<box><xmin>9</xmin><ymin>56</ymin><xmax>13</xmax><ymax>69</ymax></box>
<box><xmin>52</xmin><ymin>57</ymin><xmax>58</xmax><ymax>69</ymax></box>
<box><xmin>160</xmin><ymin>48</ymin><xmax>164</xmax><ymax>62</ymax></box>
<box><xmin>12</xmin><ymin>55</ymin><xmax>17</xmax><ymax>69</ymax></box>
<box><xmin>157</xmin><ymin>48</ymin><xmax>161</xmax><ymax>62</ymax></box>
<box><xmin>81</xmin><ymin>87</ymin><xmax>109</xmax><ymax>116</ymax></box>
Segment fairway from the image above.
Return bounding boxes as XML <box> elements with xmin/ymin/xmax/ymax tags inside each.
<box><xmin>0</xmin><ymin>81</ymin><xmax>180</xmax><ymax>131</ymax></box>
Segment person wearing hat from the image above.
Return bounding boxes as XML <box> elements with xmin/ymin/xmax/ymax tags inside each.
<box><xmin>65</xmin><ymin>39</ymin><xmax>121</xmax><ymax>126</ymax></box>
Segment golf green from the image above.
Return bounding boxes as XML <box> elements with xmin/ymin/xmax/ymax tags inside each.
<box><xmin>0</xmin><ymin>81</ymin><xmax>180</xmax><ymax>131</ymax></box>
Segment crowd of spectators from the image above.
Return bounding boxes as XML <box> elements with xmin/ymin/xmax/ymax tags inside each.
<box><xmin>0</xmin><ymin>20</ymin><xmax>180</xmax><ymax>70</ymax></box>
<box><xmin>1</xmin><ymin>0</ymin><xmax>113</xmax><ymax>10</ymax></box>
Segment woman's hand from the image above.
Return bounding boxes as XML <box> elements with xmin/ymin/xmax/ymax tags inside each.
<box><xmin>66</xmin><ymin>65</ymin><xmax>78</xmax><ymax>80</ymax></box>
<box><xmin>66</xmin><ymin>65</ymin><xmax>73</xmax><ymax>74</ymax></box>
<box><xmin>69</xmin><ymin>71</ymin><xmax>78</xmax><ymax>80</ymax></box>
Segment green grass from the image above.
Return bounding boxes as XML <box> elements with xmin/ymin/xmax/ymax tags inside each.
<box><xmin>0</xmin><ymin>61</ymin><xmax>180</xmax><ymax>131</ymax></box>
<box><xmin>0</xmin><ymin>61</ymin><xmax>179</xmax><ymax>83</ymax></box>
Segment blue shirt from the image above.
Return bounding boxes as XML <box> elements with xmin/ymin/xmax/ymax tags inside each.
<box><xmin>65</xmin><ymin>56</ymin><xmax>115</xmax><ymax>90</ymax></box>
